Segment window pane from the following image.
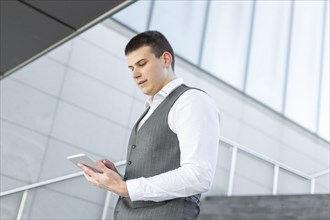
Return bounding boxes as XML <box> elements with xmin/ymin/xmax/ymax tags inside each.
<box><xmin>21</xmin><ymin>182</ymin><xmax>104</xmax><ymax>219</ymax></box>
<box><xmin>201</xmin><ymin>1</ymin><xmax>254</xmax><ymax>89</ymax></box>
<box><xmin>284</xmin><ymin>1</ymin><xmax>324</xmax><ymax>131</ymax></box>
<box><xmin>246</xmin><ymin>1</ymin><xmax>291</xmax><ymax>112</ymax></box>
<box><xmin>233</xmin><ymin>151</ymin><xmax>274</xmax><ymax>195</ymax></box>
<box><xmin>149</xmin><ymin>1</ymin><xmax>207</xmax><ymax>64</ymax></box>
<box><xmin>0</xmin><ymin>192</ymin><xmax>23</xmax><ymax>219</ymax></box>
<box><xmin>112</xmin><ymin>1</ymin><xmax>151</xmax><ymax>33</ymax></box>
<box><xmin>278</xmin><ymin>169</ymin><xmax>310</xmax><ymax>194</ymax></box>
<box><xmin>315</xmin><ymin>173</ymin><xmax>330</xmax><ymax>194</ymax></box>
<box><xmin>207</xmin><ymin>141</ymin><xmax>233</xmax><ymax>196</ymax></box>
<box><xmin>318</xmin><ymin>4</ymin><xmax>330</xmax><ymax>141</ymax></box>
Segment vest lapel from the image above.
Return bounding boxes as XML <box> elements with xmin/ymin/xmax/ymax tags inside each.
<box><xmin>134</xmin><ymin>106</ymin><xmax>150</xmax><ymax>134</ymax></box>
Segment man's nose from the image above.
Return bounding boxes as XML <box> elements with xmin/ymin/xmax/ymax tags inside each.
<box><xmin>132</xmin><ymin>69</ymin><xmax>141</xmax><ymax>79</ymax></box>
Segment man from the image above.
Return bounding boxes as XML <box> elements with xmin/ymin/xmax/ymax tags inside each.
<box><xmin>79</xmin><ymin>31</ymin><xmax>220</xmax><ymax>219</ymax></box>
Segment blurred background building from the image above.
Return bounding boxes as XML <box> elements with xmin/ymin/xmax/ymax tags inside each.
<box><xmin>1</xmin><ymin>0</ymin><xmax>329</xmax><ymax>219</ymax></box>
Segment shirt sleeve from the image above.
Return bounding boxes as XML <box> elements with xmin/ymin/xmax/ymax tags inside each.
<box><xmin>126</xmin><ymin>89</ymin><xmax>221</xmax><ymax>202</ymax></box>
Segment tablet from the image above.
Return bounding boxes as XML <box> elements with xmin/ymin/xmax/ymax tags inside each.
<box><xmin>67</xmin><ymin>153</ymin><xmax>103</xmax><ymax>173</ymax></box>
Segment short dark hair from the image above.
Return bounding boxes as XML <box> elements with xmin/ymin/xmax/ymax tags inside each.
<box><xmin>125</xmin><ymin>31</ymin><xmax>175</xmax><ymax>70</ymax></box>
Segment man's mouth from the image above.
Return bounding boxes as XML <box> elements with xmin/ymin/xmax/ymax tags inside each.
<box><xmin>138</xmin><ymin>80</ymin><xmax>147</xmax><ymax>86</ymax></box>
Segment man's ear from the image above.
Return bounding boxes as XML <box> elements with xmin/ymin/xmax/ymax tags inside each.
<box><xmin>162</xmin><ymin>51</ymin><xmax>173</xmax><ymax>69</ymax></box>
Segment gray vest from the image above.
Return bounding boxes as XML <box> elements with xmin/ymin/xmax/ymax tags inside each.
<box><xmin>114</xmin><ymin>85</ymin><xmax>200</xmax><ymax>220</ymax></box>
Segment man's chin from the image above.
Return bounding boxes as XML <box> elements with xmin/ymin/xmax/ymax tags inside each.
<box><xmin>140</xmin><ymin>89</ymin><xmax>151</xmax><ymax>96</ymax></box>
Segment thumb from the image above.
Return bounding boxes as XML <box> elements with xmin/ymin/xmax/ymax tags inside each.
<box><xmin>102</xmin><ymin>159</ymin><xmax>116</xmax><ymax>170</ymax></box>
<box><xmin>96</xmin><ymin>160</ymin><xmax>108</xmax><ymax>172</ymax></box>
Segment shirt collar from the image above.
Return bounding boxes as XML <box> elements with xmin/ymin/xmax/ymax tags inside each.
<box><xmin>144</xmin><ymin>78</ymin><xmax>184</xmax><ymax>109</ymax></box>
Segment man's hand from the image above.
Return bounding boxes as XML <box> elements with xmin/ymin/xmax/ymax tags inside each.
<box><xmin>78</xmin><ymin>160</ymin><xmax>129</xmax><ymax>197</ymax></box>
<box><xmin>101</xmin><ymin>159</ymin><xmax>121</xmax><ymax>176</ymax></box>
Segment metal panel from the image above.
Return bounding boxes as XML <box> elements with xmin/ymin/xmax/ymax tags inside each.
<box><xmin>0</xmin><ymin>1</ymin><xmax>74</xmax><ymax>74</ymax></box>
<box><xmin>21</xmin><ymin>0</ymin><xmax>126</xmax><ymax>29</ymax></box>
<box><xmin>0</xmin><ymin>0</ymin><xmax>130</xmax><ymax>78</ymax></box>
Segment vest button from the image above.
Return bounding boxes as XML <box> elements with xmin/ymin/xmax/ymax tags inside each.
<box><xmin>128</xmin><ymin>161</ymin><xmax>132</xmax><ymax>165</ymax></box>
<box><xmin>132</xmin><ymin>145</ymin><xmax>136</xmax><ymax>149</ymax></box>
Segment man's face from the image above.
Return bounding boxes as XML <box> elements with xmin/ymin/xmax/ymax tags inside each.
<box><xmin>127</xmin><ymin>46</ymin><xmax>173</xmax><ymax>96</ymax></box>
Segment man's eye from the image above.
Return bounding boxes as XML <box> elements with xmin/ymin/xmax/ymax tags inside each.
<box><xmin>138</xmin><ymin>62</ymin><xmax>146</xmax><ymax>66</ymax></box>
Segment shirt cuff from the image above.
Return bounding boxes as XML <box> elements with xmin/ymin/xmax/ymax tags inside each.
<box><xmin>126</xmin><ymin>178</ymin><xmax>144</xmax><ymax>201</ymax></box>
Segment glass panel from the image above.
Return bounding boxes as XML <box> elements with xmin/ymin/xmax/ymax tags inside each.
<box><xmin>201</xmin><ymin>1</ymin><xmax>254</xmax><ymax>89</ymax></box>
<box><xmin>112</xmin><ymin>0</ymin><xmax>151</xmax><ymax>32</ymax></box>
<box><xmin>0</xmin><ymin>192</ymin><xmax>23</xmax><ymax>220</ymax></box>
<box><xmin>284</xmin><ymin>1</ymin><xmax>324</xmax><ymax>131</ymax></box>
<box><xmin>318</xmin><ymin>3</ymin><xmax>330</xmax><ymax>141</ymax></box>
<box><xmin>149</xmin><ymin>1</ymin><xmax>207</xmax><ymax>64</ymax></box>
<box><xmin>315</xmin><ymin>173</ymin><xmax>330</xmax><ymax>194</ymax></box>
<box><xmin>246</xmin><ymin>1</ymin><xmax>291</xmax><ymax>112</ymax></box>
<box><xmin>207</xmin><ymin>141</ymin><xmax>232</xmax><ymax>196</ymax></box>
<box><xmin>233</xmin><ymin>150</ymin><xmax>273</xmax><ymax>195</ymax></box>
<box><xmin>277</xmin><ymin>169</ymin><xmax>310</xmax><ymax>194</ymax></box>
<box><xmin>21</xmin><ymin>179</ymin><xmax>105</xmax><ymax>219</ymax></box>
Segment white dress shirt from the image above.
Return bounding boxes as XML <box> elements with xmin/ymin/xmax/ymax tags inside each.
<box><xmin>126</xmin><ymin>78</ymin><xmax>221</xmax><ymax>202</ymax></box>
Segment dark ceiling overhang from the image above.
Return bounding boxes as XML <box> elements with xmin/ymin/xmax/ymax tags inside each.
<box><xmin>0</xmin><ymin>0</ymin><xmax>134</xmax><ymax>79</ymax></box>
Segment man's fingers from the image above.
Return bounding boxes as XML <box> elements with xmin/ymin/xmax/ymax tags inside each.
<box><xmin>80</xmin><ymin>165</ymin><xmax>101</xmax><ymax>186</ymax></box>
<box><xmin>83</xmin><ymin>171</ymin><xmax>91</xmax><ymax>180</ymax></box>
<box><xmin>101</xmin><ymin>159</ymin><xmax>116</xmax><ymax>170</ymax></box>
<box><xmin>79</xmin><ymin>163</ymin><xmax>95</xmax><ymax>177</ymax></box>
<box><xmin>96</xmin><ymin>160</ymin><xmax>108</xmax><ymax>172</ymax></box>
